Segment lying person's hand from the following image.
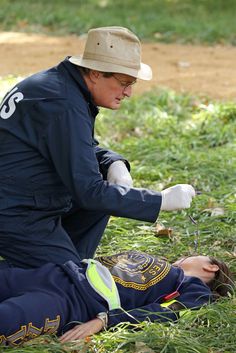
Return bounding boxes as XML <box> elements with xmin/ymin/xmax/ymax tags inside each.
<box><xmin>161</xmin><ymin>184</ymin><xmax>196</xmax><ymax>211</ymax></box>
<box><xmin>59</xmin><ymin>318</ymin><xmax>104</xmax><ymax>343</ymax></box>
<box><xmin>107</xmin><ymin>160</ymin><xmax>133</xmax><ymax>187</ymax></box>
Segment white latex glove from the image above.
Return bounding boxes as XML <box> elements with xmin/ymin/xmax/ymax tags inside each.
<box><xmin>107</xmin><ymin>161</ymin><xmax>133</xmax><ymax>187</ymax></box>
<box><xmin>161</xmin><ymin>184</ymin><xmax>196</xmax><ymax>211</ymax></box>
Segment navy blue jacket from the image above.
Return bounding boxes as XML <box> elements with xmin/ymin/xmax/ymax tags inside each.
<box><xmin>0</xmin><ymin>58</ymin><xmax>161</xmax><ymax>224</ymax></box>
<box><xmin>97</xmin><ymin>251</ymin><xmax>212</xmax><ymax>325</ymax></box>
<box><xmin>64</xmin><ymin>251</ymin><xmax>212</xmax><ymax>327</ymax></box>
<box><xmin>0</xmin><ymin>251</ymin><xmax>212</xmax><ymax>345</ymax></box>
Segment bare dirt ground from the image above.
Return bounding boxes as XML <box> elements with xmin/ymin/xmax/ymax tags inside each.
<box><xmin>0</xmin><ymin>31</ymin><xmax>236</xmax><ymax>101</ymax></box>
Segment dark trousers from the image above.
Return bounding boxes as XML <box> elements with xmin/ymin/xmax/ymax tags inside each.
<box><xmin>62</xmin><ymin>208</ymin><xmax>110</xmax><ymax>260</ymax></box>
<box><xmin>0</xmin><ymin>207</ymin><xmax>110</xmax><ymax>268</ymax></box>
<box><xmin>0</xmin><ymin>264</ymin><xmax>84</xmax><ymax>346</ymax></box>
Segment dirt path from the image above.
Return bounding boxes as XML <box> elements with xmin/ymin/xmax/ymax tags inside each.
<box><xmin>0</xmin><ymin>31</ymin><xmax>236</xmax><ymax>101</ymax></box>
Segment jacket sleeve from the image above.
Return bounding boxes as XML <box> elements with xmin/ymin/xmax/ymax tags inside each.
<box><xmin>107</xmin><ymin>279</ymin><xmax>212</xmax><ymax>326</ymax></box>
<box><xmin>108</xmin><ymin>303</ymin><xmax>179</xmax><ymax>326</ymax></box>
<box><xmin>93</xmin><ymin>141</ymin><xmax>131</xmax><ymax>179</ymax></box>
<box><xmin>42</xmin><ymin>106</ymin><xmax>161</xmax><ymax>222</ymax></box>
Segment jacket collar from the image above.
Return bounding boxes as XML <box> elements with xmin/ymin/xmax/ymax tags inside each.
<box><xmin>59</xmin><ymin>57</ymin><xmax>99</xmax><ymax>116</ymax></box>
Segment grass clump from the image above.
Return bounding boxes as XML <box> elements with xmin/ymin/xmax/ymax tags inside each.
<box><xmin>87</xmin><ymin>298</ymin><xmax>236</xmax><ymax>353</ymax></box>
<box><xmin>0</xmin><ymin>0</ymin><xmax>236</xmax><ymax>44</ymax></box>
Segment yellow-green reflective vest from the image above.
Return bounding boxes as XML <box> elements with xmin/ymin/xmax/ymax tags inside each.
<box><xmin>82</xmin><ymin>259</ymin><xmax>121</xmax><ymax>310</ymax></box>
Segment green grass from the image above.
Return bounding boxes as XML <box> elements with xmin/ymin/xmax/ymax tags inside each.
<box><xmin>0</xmin><ymin>78</ymin><xmax>235</xmax><ymax>352</ymax></box>
<box><xmin>96</xmin><ymin>90</ymin><xmax>236</xmax><ymax>262</ymax></box>
<box><xmin>0</xmin><ymin>0</ymin><xmax>236</xmax><ymax>44</ymax></box>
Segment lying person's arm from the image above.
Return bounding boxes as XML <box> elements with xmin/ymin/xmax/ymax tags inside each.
<box><xmin>60</xmin><ymin>278</ymin><xmax>212</xmax><ymax>342</ymax></box>
<box><xmin>59</xmin><ymin>302</ymin><xmax>178</xmax><ymax>343</ymax></box>
<box><xmin>108</xmin><ymin>278</ymin><xmax>212</xmax><ymax>326</ymax></box>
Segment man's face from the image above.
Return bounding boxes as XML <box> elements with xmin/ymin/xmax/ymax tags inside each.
<box><xmin>91</xmin><ymin>72</ymin><xmax>137</xmax><ymax>109</ymax></box>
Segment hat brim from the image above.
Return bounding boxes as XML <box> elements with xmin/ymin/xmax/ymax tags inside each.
<box><xmin>69</xmin><ymin>55</ymin><xmax>152</xmax><ymax>81</ymax></box>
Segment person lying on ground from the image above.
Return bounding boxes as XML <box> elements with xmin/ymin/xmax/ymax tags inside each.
<box><xmin>0</xmin><ymin>250</ymin><xmax>233</xmax><ymax>346</ymax></box>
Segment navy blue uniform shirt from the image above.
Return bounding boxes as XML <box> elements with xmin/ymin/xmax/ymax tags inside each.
<box><xmin>0</xmin><ymin>251</ymin><xmax>212</xmax><ymax>345</ymax></box>
<box><xmin>97</xmin><ymin>251</ymin><xmax>212</xmax><ymax>325</ymax></box>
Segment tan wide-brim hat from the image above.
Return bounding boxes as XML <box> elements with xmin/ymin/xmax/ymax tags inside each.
<box><xmin>69</xmin><ymin>26</ymin><xmax>152</xmax><ymax>80</ymax></box>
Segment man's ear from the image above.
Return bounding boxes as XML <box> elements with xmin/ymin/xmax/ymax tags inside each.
<box><xmin>203</xmin><ymin>263</ymin><xmax>219</xmax><ymax>273</ymax></box>
<box><xmin>89</xmin><ymin>70</ymin><xmax>101</xmax><ymax>83</ymax></box>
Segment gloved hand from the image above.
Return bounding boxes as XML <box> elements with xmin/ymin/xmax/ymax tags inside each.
<box><xmin>107</xmin><ymin>161</ymin><xmax>133</xmax><ymax>187</ymax></box>
<box><xmin>161</xmin><ymin>184</ymin><xmax>196</xmax><ymax>211</ymax></box>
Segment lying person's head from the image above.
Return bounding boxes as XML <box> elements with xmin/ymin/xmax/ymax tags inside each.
<box><xmin>173</xmin><ymin>255</ymin><xmax>235</xmax><ymax>299</ymax></box>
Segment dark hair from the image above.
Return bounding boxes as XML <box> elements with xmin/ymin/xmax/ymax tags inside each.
<box><xmin>79</xmin><ymin>66</ymin><xmax>91</xmax><ymax>75</ymax></box>
<box><xmin>79</xmin><ymin>66</ymin><xmax>113</xmax><ymax>78</ymax></box>
<box><xmin>207</xmin><ymin>257</ymin><xmax>235</xmax><ymax>299</ymax></box>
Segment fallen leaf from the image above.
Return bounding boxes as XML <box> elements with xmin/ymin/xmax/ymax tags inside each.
<box><xmin>210</xmin><ymin>207</ymin><xmax>225</xmax><ymax>216</ymax></box>
<box><xmin>203</xmin><ymin>207</ymin><xmax>225</xmax><ymax>216</ymax></box>
<box><xmin>154</xmin><ymin>223</ymin><xmax>173</xmax><ymax>237</ymax></box>
<box><xmin>135</xmin><ymin>341</ymin><xmax>155</xmax><ymax>353</ymax></box>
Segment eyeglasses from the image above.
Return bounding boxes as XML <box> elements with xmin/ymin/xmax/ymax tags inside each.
<box><xmin>112</xmin><ymin>74</ymin><xmax>137</xmax><ymax>89</ymax></box>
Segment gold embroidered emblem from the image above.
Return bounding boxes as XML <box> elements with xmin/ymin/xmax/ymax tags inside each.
<box><xmin>97</xmin><ymin>251</ymin><xmax>171</xmax><ymax>291</ymax></box>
